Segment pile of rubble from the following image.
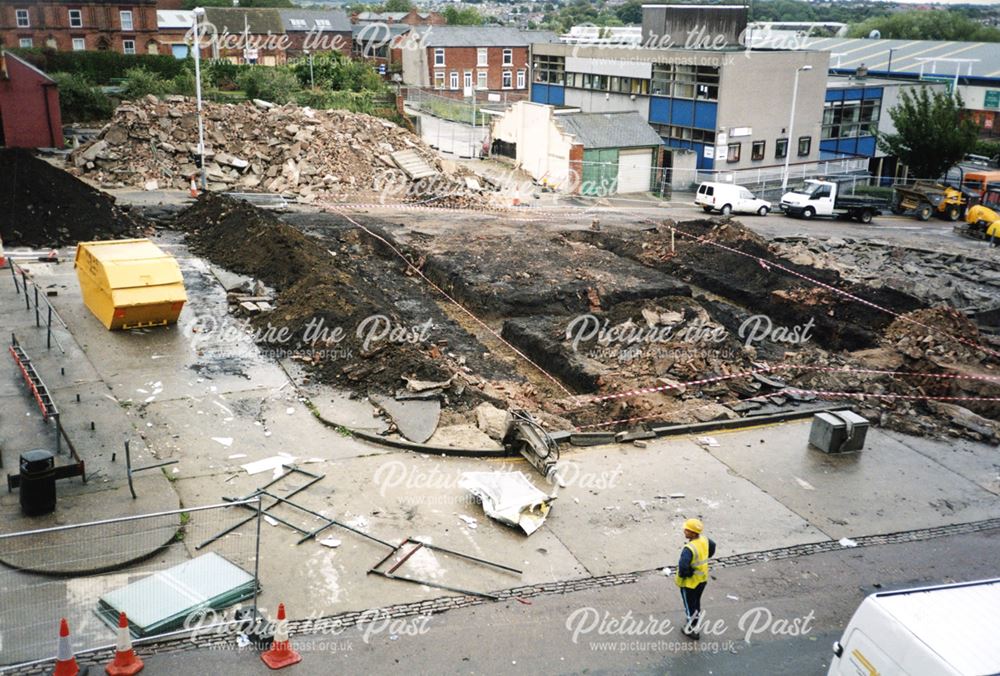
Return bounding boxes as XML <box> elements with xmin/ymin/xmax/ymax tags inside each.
<box><xmin>775</xmin><ymin>237</ymin><xmax>1000</xmax><ymax>315</ymax></box>
<box><xmin>70</xmin><ymin>96</ymin><xmax>493</xmax><ymax>207</ymax></box>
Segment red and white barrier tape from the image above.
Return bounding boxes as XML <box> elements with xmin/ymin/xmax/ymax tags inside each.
<box><xmin>646</xmin><ymin>220</ymin><xmax>1000</xmax><ymax>360</ymax></box>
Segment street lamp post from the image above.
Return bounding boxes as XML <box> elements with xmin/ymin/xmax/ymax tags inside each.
<box><xmin>192</xmin><ymin>6</ymin><xmax>207</xmax><ymax>191</ymax></box>
<box><xmin>780</xmin><ymin>64</ymin><xmax>812</xmax><ymax>193</ymax></box>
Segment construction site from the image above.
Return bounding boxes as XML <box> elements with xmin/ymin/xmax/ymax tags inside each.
<box><xmin>1</xmin><ymin>97</ymin><xmax>999</xmax><ymax>675</ymax></box>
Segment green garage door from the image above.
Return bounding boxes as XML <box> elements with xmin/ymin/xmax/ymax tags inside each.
<box><xmin>581</xmin><ymin>149</ymin><xmax>618</xmax><ymax>197</ymax></box>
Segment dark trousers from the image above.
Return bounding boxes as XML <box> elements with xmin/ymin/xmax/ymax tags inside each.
<box><xmin>680</xmin><ymin>583</ymin><xmax>706</xmax><ymax>630</ymax></box>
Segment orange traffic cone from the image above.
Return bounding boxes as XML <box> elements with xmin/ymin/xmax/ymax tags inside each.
<box><xmin>260</xmin><ymin>603</ymin><xmax>301</xmax><ymax>670</ymax></box>
<box><xmin>106</xmin><ymin>611</ymin><xmax>143</xmax><ymax>675</ymax></box>
<box><xmin>189</xmin><ymin>176</ymin><xmax>199</xmax><ymax>198</ymax></box>
<box><xmin>53</xmin><ymin>618</ymin><xmax>79</xmax><ymax>676</ymax></box>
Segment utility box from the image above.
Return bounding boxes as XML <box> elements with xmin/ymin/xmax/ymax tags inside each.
<box><xmin>19</xmin><ymin>450</ymin><xmax>56</xmax><ymax>516</ymax></box>
<box><xmin>809</xmin><ymin>410</ymin><xmax>869</xmax><ymax>453</ymax></box>
<box><xmin>75</xmin><ymin>239</ymin><xmax>187</xmax><ymax>330</ymax></box>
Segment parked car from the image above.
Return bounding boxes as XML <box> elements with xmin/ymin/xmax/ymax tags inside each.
<box><xmin>695</xmin><ymin>182</ymin><xmax>771</xmax><ymax>216</ymax></box>
<box><xmin>828</xmin><ymin>578</ymin><xmax>1000</xmax><ymax>676</ymax></box>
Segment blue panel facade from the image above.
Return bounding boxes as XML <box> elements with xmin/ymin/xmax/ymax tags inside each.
<box><xmin>671</xmin><ymin>99</ymin><xmax>694</xmax><ymax>127</ymax></box>
<box><xmin>649</xmin><ymin>96</ymin><xmax>671</xmax><ymax>124</ymax></box>
<box><xmin>530</xmin><ymin>83</ymin><xmax>564</xmax><ymax>106</ymax></box>
<box><xmin>693</xmin><ymin>102</ymin><xmax>717</xmax><ymax>130</ymax></box>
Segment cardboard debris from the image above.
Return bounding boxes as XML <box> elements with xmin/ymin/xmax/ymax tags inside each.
<box><xmin>459</xmin><ymin>471</ymin><xmax>554</xmax><ymax>536</ymax></box>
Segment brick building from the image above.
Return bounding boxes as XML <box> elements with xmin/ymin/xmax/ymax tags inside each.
<box><xmin>400</xmin><ymin>26</ymin><xmax>531</xmax><ymax>100</ymax></box>
<box><xmin>200</xmin><ymin>7</ymin><xmax>286</xmax><ymax>66</ymax></box>
<box><xmin>0</xmin><ymin>0</ymin><xmax>158</xmax><ymax>54</ymax></box>
<box><xmin>279</xmin><ymin>9</ymin><xmax>351</xmax><ymax>58</ymax></box>
<box><xmin>0</xmin><ymin>51</ymin><xmax>63</xmax><ymax>148</ymax></box>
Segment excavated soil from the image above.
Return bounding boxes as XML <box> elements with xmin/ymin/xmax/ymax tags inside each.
<box><xmin>0</xmin><ymin>149</ymin><xmax>141</xmax><ymax>247</ymax></box>
<box><xmin>175</xmin><ymin>194</ymin><xmax>521</xmax><ymax>401</ymax></box>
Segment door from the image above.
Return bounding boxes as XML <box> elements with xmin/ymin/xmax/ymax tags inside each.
<box><xmin>616</xmin><ymin>148</ymin><xmax>653</xmax><ymax>194</ymax></box>
<box><xmin>581</xmin><ymin>149</ymin><xmax>618</xmax><ymax>196</ymax></box>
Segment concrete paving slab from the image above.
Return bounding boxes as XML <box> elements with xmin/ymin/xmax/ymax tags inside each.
<box><xmin>27</xmin><ymin>239</ymin><xmax>288</xmax><ymax>403</ymax></box>
<box><xmin>545</xmin><ymin>439</ymin><xmax>827</xmax><ymax>577</ymax></box>
<box><xmin>174</xmin><ymin>452</ymin><xmax>590</xmax><ymax>617</ymax></box>
<box><xmin>140</xmin><ymin>386</ymin><xmax>385</xmax><ymax>482</ymax></box>
<box><xmin>707</xmin><ymin>421</ymin><xmax>1000</xmax><ymax>539</ymax></box>
<box><xmin>882</xmin><ymin>430</ymin><xmax>1000</xmax><ymax>496</ymax></box>
<box><xmin>370</xmin><ymin>394</ymin><xmax>440</xmax><ymax>444</ymax></box>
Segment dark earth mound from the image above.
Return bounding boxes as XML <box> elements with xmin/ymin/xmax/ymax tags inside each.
<box><xmin>0</xmin><ymin>149</ymin><xmax>140</xmax><ymax>247</ymax></box>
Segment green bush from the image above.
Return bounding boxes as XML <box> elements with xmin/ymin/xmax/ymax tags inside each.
<box><xmin>13</xmin><ymin>48</ymin><xmax>184</xmax><ymax>85</ymax></box>
<box><xmin>205</xmin><ymin>59</ymin><xmax>250</xmax><ymax>90</ymax></box>
<box><xmin>121</xmin><ymin>67</ymin><xmax>170</xmax><ymax>99</ymax></box>
<box><xmin>235</xmin><ymin>67</ymin><xmax>301</xmax><ymax>103</ymax></box>
<box><xmin>972</xmin><ymin>139</ymin><xmax>1000</xmax><ymax>162</ymax></box>
<box><xmin>51</xmin><ymin>72</ymin><xmax>115</xmax><ymax>123</ymax></box>
<box><xmin>290</xmin><ymin>52</ymin><xmax>385</xmax><ymax>93</ymax></box>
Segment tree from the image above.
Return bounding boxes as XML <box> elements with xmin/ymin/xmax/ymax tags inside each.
<box><xmin>382</xmin><ymin>0</ymin><xmax>414</xmax><ymax>12</ymax></box>
<box><xmin>615</xmin><ymin>0</ymin><xmax>643</xmax><ymax>25</ymax></box>
<box><xmin>443</xmin><ymin>6</ymin><xmax>483</xmax><ymax>25</ymax></box>
<box><xmin>848</xmin><ymin>10</ymin><xmax>1000</xmax><ymax>42</ymax></box>
<box><xmin>878</xmin><ymin>87</ymin><xmax>979</xmax><ymax>180</ymax></box>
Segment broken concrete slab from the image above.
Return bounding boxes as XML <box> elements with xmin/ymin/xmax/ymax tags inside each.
<box><xmin>371</xmin><ymin>393</ymin><xmax>440</xmax><ymax>444</ymax></box>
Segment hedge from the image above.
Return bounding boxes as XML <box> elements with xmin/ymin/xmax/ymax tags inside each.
<box><xmin>11</xmin><ymin>48</ymin><xmax>185</xmax><ymax>85</ymax></box>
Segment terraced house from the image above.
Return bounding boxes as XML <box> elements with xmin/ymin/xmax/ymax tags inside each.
<box><xmin>0</xmin><ymin>0</ymin><xmax>159</xmax><ymax>54</ymax></box>
<box><xmin>0</xmin><ymin>0</ymin><xmax>158</xmax><ymax>53</ymax></box>
<box><xmin>401</xmin><ymin>26</ymin><xmax>532</xmax><ymax>101</ymax></box>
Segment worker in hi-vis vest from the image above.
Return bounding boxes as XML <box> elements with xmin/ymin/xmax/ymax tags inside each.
<box><xmin>675</xmin><ymin>518</ymin><xmax>716</xmax><ymax>640</ymax></box>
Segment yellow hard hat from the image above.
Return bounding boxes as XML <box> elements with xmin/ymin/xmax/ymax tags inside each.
<box><xmin>683</xmin><ymin>518</ymin><xmax>704</xmax><ymax>534</ymax></box>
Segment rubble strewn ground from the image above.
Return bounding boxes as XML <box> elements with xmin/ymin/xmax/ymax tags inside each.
<box><xmin>0</xmin><ymin>148</ymin><xmax>141</xmax><ymax>247</ymax></box>
<box><xmin>167</xmin><ymin>197</ymin><xmax>999</xmax><ymax>444</ymax></box>
<box><xmin>68</xmin><ymin>96</ymin><xmax>493</xmax><ymax>208</ymax></box>
<box><xmin>775</xmin><ymin>236</ymin><xmax>1000</xmax><ymax>317</ymax></box>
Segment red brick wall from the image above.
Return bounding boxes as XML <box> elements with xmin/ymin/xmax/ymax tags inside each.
<box><xmin>568</xmin><ymin>143</ymin><xmax>584</xmax><ymax>195</ymax></box>
<box><xmin>1</xmin><ymin>1</ymin><xmax>158</xmax><ymax>53</ymax></box>
<box><xmin>0</xmin><ymin>54</ymin><xmax>63</xmax><ymax>148</ymax></box>
<box><xmin>426</xmin><ymin>45</ymin><xmax>529</xmax><ymax>94</ymax></box>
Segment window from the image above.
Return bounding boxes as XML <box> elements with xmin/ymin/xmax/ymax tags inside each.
<box><xmin>751</xmin><ymin>141</ymin><xmax>765</xmax><ymax>161</ymax></box>
<box><xmin>434</xmin><ymin>48</ymin><xmax>445</xmax><ymax>67</ymax></box>
<box><xmin>775</xmin><ymin>138</ymin><xmax>788</xmax><ymax>159</ymax></box>
<box><xmin>516</xmin><ymin>70</ymin><xmax>525</xmax><ymax>89</ymax></box>
<box><xmin>16</xmin><ymin>8</ymin><xmax>30</xmax><ymax>27</ymax></box>
<box><xmin>534</xmin><ymin>54</ymin><xmax>564</xmax><ymax>85</ymax></box>
<box><xmin>502</xmin><ymin>70</ymin><xmax>512</xmax><ymax>89</ymax></box>
<box><xmin>289</xmin><ymin>18</ymin><xmax>306</xmax><ymax>28</ymax></box>
<box><xmin>72</xmin><ymin>37</ymin><xmax>86</xmax><ymax>51</ymax></box>
<box><xmin>477</xmin><ymin>70</ymin><xmax>487</xmax><ymax>90</ymax></box>
<box><xmin>651</xmin><ymin>62</ymin><xmax>718</xmax><ymax>101</ymax></box>
<box><xmin>477</xmin><ymin>48</ymin><xmax>487</xmax><ymax>66</ymax></box>
<box><xmin>120</xmin><ymin>10</ymin><xmax>133</xmax><ymax>31</ymax></box>
<box><xmin>449</xmin><ymin>71</ymin><xmax>458</xmax><ymax>90</ymax></box>
<box><xmin>463</xmin><ymin>70</ymin><xmax>472</xmax><ymax>90</ymax></box>
<box><xmin>19</xmin><ymin>37</ymin><xmax>33</xmax><ymax>48</ymax></box>
<box><xmin>315</xmin><ymin>19</ymin><xmax>331</xmax><ymax>27</ymax></box>
<box><xmin>434</xmin><ymin>71</ymin><xmax>445</xmax><ymax>90</ymax></box>
<box><xmin>822</xmin><ymin>98</ymin><xmax>881</xmax><ymax>139</ymax></box>
<box><xmin>727</xmin><ymin>143</ymin><xmax>741</xmax><ymax>163</ymax></box>
<box><xmin>123</xmin><ymin>39</ymin><xmax>136</xmax><ymax>54</ymax></box>
<box><xmin>798</xmin><ymin>136</ymin><xmax>811</xmax><ymax>156</ymax></box>
<box><xmin>502</xmin><ymin>48</ymin><xmax>512</xmax><ymax>66</ymax></box>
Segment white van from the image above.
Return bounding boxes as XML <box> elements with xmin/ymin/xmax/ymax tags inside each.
<box><xmin>828</xmin><ymin>578</ymin><xmax>1000</xmax><ymax>676</ymax></box>
<box><xmin>695</xmin><ymin>182</ymin><xmax>771</xmax><ymax>216</ymax></box>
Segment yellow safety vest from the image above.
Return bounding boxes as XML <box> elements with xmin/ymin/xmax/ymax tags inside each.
<box><xmin>675</xmin><ymin>535</ymin><xmax>710</xmax><ymax>589</ymax></box>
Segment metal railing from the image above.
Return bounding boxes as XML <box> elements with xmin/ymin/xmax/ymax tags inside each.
<box><xmin>0</xmin><ymin>499</ymin><xmax>262</xmax><ymax>670</ymax></box>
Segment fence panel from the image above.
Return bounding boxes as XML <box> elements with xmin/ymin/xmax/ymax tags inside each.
<box><xmin>0</xmin><ymin>499</ymin><xmax>261</xmax><ymax>670</ymax></box>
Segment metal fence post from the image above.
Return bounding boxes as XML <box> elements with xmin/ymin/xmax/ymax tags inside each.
<box><xmin>34</xmin><ymin>285</ymin><xmax>40</xmax><ymax>326</ymax></box>
<box><xmin>10</xmin><ymin>261</ymin><xmax>19</xmax><ymax>294</ymax></box>
<box><xmin>22</xmin><ymin>270</ymin><xmax>30</xmax><ymax>310</ymax></box>
<box><xmin>47</xmin><ymin>306</ymin><xmax>52</xmax><ymax>349</ymax></box>
<box><xmin>253</xmin><ymin>496</ymin><xmax>262</xmax><ymax>614</ymax></box>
